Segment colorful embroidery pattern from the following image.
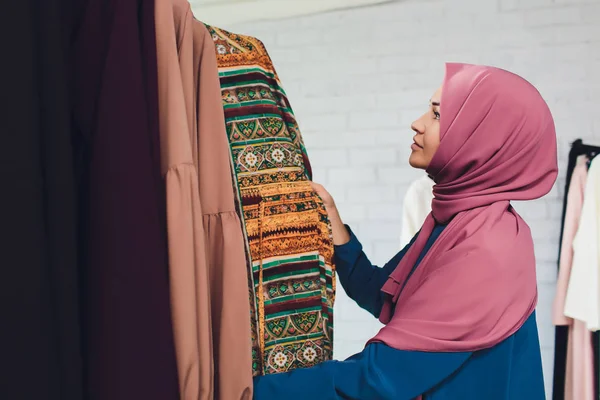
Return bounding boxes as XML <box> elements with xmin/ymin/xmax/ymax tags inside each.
<box><xmin>207</xmin><ymin>24</ymin><xmax>335</xmax><ymax>376</ymax></box>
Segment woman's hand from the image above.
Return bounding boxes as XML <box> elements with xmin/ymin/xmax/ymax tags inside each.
<box><xmin>310</xmin><ymin>182</ymin><xmax>336</xmax><ymax>210</ymax></box>
<box><xmin>310</xmin><ymin>182</ymin><xmax>350</xmax><ymax>245</ymax></box>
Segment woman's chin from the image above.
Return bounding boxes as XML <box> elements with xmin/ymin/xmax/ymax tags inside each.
<box><xmin>409</xmin><ymin>154</ymin><xmax>427</xmax><ymax>170</ymax></box>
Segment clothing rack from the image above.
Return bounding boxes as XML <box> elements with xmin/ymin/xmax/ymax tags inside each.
<box><xmin>572</xmin><ymin>138</ymin><xmax>600</xmax><ymax>159</ymax></box>
<box><xmin>553</xmin><ymin>138</ymin><xmax>600</xmax><ymax>400</ymax></box>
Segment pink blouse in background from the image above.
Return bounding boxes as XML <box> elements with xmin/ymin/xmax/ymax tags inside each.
<box><xmin>552</xmin><ymin>155</ymin><xmax>593</xmax><ymax>400</ymax></box>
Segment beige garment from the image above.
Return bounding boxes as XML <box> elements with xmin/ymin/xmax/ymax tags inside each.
<box><xmin>565</xmin><ymin>156</ymin><xmax>600</xmax><ymax>330</ymax></box>
<box><xmin>552</xmin><ymin>155</ymin><xmax>594</xmax><ymax>400</ymax></box>
<box><xmin>400</xmin><ymin>175</ymin><xmax>434</xmax><ymax>247</ymax></box>
<box><xmin>156</xmin><ymin>0</ymin><xmax>253</xmax><ymax>398</ymax></box>
<box><xmin>155</xmin><ymin>0</ymin><xmax>212</xmax><ymax>398</ymax></box>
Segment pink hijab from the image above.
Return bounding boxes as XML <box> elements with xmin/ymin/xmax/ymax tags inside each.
<box><xmin>369</xmin><ymin>63</ymin><xmax>558</xmax><ymax>352</ymax></box>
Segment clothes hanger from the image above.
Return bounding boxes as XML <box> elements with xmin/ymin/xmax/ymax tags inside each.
<box><xmin>572</xmin><ymin>138</ymin><xmax>600</xmax><ymax>160</ymax></box>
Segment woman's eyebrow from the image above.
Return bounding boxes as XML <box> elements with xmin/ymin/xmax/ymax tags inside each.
<box><xmin>430</xmin><ymin>101</ymin><xmax>441</xmax><ymax>106</ymax></box>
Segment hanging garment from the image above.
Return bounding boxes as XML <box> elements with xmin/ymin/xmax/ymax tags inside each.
<box><xmin>155</xmin><ymin>1</ymin><xmax>253</xmax><ymax>398</ymax></box>
<box><xmin>552</xmin><ymin>155</ymin><xmax>594</xmax><ymax>400</ymax></box>
<box><xmin>155</xmin><ymin>0</ymin><xmax>213</xmax><ymax>397</ymax></box>
<box><xmin>0</xmin><ymin>0</ymin><xmax>83</xmax><ymax>398</ymax></box>
<box><xmin>564</xmin><ymin>157</ymin><xmax>600</xmax><ymax>330</ymax></box>
<box><xmin>554</xmin><ymin>157</ymin><xmax>588</xmax><ymax>324</ymax></box>
<box><xmin>71</xmin><ymin>0</ymin><xmax>180</xmax><ymax>398</ymax></box>
<box><xmin>553</xmin><ymin>143</ymin><xmax>586</xmax><ymax>400</ymax></box>
<box><xmin>205</xmin><ymin>24</ymin><xmax>335</xmax><ymax>376</ymax></box>
<box><xmin>400</xmin><ymin>175</ymin><xmax>434</xmax><ymax>247</ymax></box>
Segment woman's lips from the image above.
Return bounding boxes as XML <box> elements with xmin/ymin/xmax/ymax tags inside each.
<box><xmin>411</xmin><ymin>141</ymin><xmax>423</xmax><ymax>151</ymax></box>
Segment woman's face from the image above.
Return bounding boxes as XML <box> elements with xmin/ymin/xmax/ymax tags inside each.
<box><xmin>409</xmin><ymin>86</ymin><xmax>442</xmax><ymax>170</ymax></box>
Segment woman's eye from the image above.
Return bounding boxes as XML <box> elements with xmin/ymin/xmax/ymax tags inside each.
<box><xmin>433</xmin><ymin>111</ymin><xmax>440</xmax><ymax>120</ymax></box>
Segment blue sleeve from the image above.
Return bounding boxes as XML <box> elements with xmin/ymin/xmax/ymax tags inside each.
<box><xmin>253</xmin><ymin>343</ymin><xmax>472</xmax><ymax>400</ymax></box>
<box><xmin>334</xmin><ymin>226</ymin><xmax>417</xmax><ymax>317</ymax></box>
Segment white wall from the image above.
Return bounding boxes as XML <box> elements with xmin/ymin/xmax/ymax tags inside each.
<box><xmin>190</xmin><ymin>0</ymin><xmax>393</xmax><ymax>26</ymax></box>
<box><xmin>227</xmin><ymin>0</ymin><xmax>600</xmax><ymax>396</ymax></box>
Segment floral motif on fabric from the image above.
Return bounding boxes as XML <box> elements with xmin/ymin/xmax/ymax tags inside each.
<box><xmin>264</xmin><ymin>339</ymin><xmax>328</xmax><ymax>374</ymax></box>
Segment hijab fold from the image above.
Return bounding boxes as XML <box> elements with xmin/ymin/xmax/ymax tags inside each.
<box><xmin>369</xmin><ymin>63</ymin><xmax>558</xmax><ymax>352</ymax></box>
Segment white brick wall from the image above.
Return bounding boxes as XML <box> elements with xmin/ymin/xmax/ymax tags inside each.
<box><xmin>227</xmin><ymin>0</ymin><xmax>600</xmax><ymax>396</ymax></box>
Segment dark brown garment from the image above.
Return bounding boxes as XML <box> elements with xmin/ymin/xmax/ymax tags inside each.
<box><xmin>70</xmin><ymin>0</ymin><xmax>179</xmax><ymax>398</ymax></box>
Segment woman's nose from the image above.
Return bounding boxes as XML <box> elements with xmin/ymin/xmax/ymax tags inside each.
<box><xmin>411</xmin><ymin>120</ymin><xmax>424</xmax><ymax>135</ymax></box>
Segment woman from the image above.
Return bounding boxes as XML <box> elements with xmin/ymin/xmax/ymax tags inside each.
<box><xmin>253</xmin><ymin>63</ymin><xmax>557</xmax><ymax>399</ymax></box>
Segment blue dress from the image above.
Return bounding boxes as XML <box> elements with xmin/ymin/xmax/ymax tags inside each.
<box><xmin>253</xmin><ymin>225</ymin><xmax>546</xmax><ymax>399</ymax></box>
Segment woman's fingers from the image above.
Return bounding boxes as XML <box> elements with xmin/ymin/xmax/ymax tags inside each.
<box><xmin>310</xmin><ymin>181</ymin><xmax>335</xmax><ymax>209</ymax></box>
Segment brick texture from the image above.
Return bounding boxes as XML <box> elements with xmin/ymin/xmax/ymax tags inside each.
<box><xmin>228</xmin><ymin>0</ymin><xmax>600</xmax><ymax>395</ymax></box>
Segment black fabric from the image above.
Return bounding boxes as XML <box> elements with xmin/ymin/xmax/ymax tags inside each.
<box><xmin>552</xmin><ymin>145</ymin><xmax>579</xmax><ymax>400</ymax></box>
<box><xmin>552</xmin><ymin>139</ymin><xmax>600</xmax><ymax>400</ymax></box>
<box><xmin>593</xmin><ymin>332</ymin><xmax>599</xmax><ymax>399</ymax></box>
<box><xmin>552</xmin><ymin>326</ymin><xmax>568</xmax><ymax>400</ymax></box>
<box><xmin>70</xmin><ymin>0</ymin><xmax>179</xmax><ymax>398</ymax></box>
<box><xmin>0</xmin><ymin>0</ymin><xmax>83</xmax><ymax>398</ymax></box>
